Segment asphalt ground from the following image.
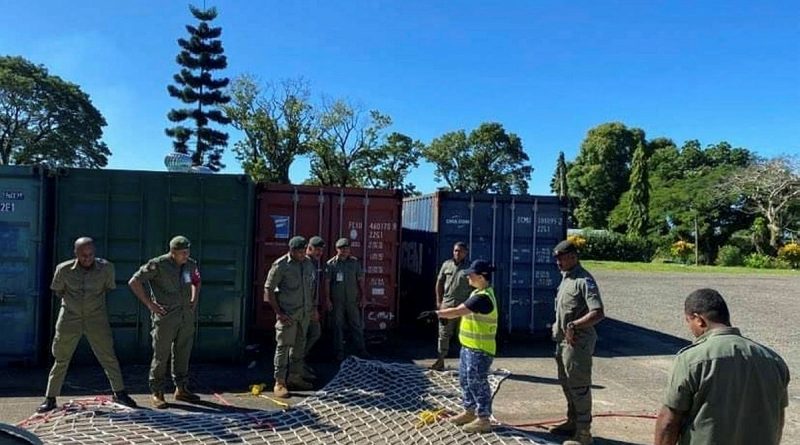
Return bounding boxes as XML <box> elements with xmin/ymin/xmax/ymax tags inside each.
<box><xmin>1</xmin><ymin>269</ymin><xmax>797</xmax><ymax>444</ymax></box>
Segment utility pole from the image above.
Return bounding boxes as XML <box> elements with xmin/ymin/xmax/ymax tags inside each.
<box><xmin>694</xmin><ymin>211</ymin><xmax>699</xmax><ymax>266</ymax></box>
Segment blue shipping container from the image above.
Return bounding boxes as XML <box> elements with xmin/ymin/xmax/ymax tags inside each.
<box><xmin>0</xmin><ymin>166</ymin><xmax>50</xmax><ymax>366</ymax></box>
<box><xmin>401</xmin><ymin>192</ymin><xmax>567</xmax><ymax>335</ymax></box>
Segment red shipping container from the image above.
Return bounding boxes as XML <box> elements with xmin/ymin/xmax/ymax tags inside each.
<box><xmin>253</xmin><ymin>184</ymin><xmax>402</xmax><ymax>334</ymax></box>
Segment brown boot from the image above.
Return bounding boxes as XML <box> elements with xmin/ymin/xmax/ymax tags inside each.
<box><xmin>549</xmin><ymin>419</ymin><xmax>577</xmax><ymax>436</ymax></box>
<box><xmin>287</xmin><ymin>374</ymin><xmax>313</xmax><ymax>391</ymax></box>
<box><xmin>450</xmin><ymin>410</ymin><xmax>477</xmax><ymax>425</ymax></box>
<box><xmin>174</xmin><ymin>386</ymin><xmax>201</xmax><ymax>403</ymax></box>
<box><xmin>463</xmin><ymin>417</ymin><xmax>492</xmax><ymax>434</ymax></box>
<box><xmin>563</xmin><ymin>429</ymin><xmax>593</xmax><ymax>445</ymax></box>
<box><xmin>429</xmin><ymin>358</ymin><xmax>445</xmax><ymax>371</ymax></box>
<box><xmin>151</xmin><ymin>392</ymin><xmax>168</xmax><ymax>409</ymax></box>
<box><xmin>273</xmin><ymin>380</ymin><xmax>290</xmax><ymax>399</ymax></box>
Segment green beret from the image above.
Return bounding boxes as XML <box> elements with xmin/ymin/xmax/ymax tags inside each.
<box><xmin>553</xmin><ymin>239</ymin><xmax>577</xmax><ymax>256</ymax></box>
<box><xmin>309</xmin><ymin>236</ymin><xmax>325</xmax><ymax>248</ymax></box>
<box><xmin>335</xmin><ymin>238</ymin><xmax>350</xmax><ymax>248</ymax></box>
<box><xmin>169</xmin><ymin>236</ymin><xmax>191</xmax><ymax>250</ymax></box>
<box><xmin>289</xmin><ymin>236</ymin><xmax>308</xmax><ymax>250</ymax></box>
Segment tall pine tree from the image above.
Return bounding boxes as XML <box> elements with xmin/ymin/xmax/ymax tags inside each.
<box><xmin>551</xmin><ymin>151</ymin><xmax>569</xmax><ymax>198</ymax></box>
<box><xmin>627</xmin><ymin>140</ymin><xmax>650</xmax><ymax>236</ymax></box>
<box><xmin>166</xmin><ymin>5</ymin><xmax>231</xmax><ymax>171</ymax></box>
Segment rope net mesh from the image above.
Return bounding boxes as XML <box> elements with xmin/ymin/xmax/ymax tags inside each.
<box><xmin>22</xmin><ymin>358</ymin><xmax>557</xmax><ymax>445</ymax></box>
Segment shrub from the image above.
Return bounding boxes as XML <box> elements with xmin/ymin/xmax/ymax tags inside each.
<box><xmin>777</xmin><ymin>242</ymin><xmax>800</xmax><ymax>269</ymax></box>
<box><xmin>743</xmin><ymin>253</ymin><xmax>775</xmax><ymax>269</ymax></box>
<box><xmin>567</xmin><ymin>234</ymin><xmax>587</xmax><ymax>250</ymax></box>
<box><xmin>716</xmin><ymin>245</ymin><xmax>744</xmax><ymax>267</ymax></box>
<box><xmin>578</xmin><ymin>231</ymin><xmax>655</xmax><ymax>262</ymax></box>
<box><xmin>670</xmin><ymin>240</ymin><xmax>695</xmax><ymax>264</ymax></box>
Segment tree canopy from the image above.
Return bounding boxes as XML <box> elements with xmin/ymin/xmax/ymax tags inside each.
<box><xmin>423</xmin><ymin>122</ymin><xmax>532</xmax><ymax>194</ymax></box>
<box><xmin>0</xmin><ymin>56</ymin><xmax>110</xmax><ymax>167</ymax></box>
<box><xmin>567</xmin><ymin>122</ymin><xmax>644</xmax><ymax>228</ymax></box>
<box><xmin>224</xmin><ymin>75</ymin><xmax>313</xmax><ymax>183</ymax></box>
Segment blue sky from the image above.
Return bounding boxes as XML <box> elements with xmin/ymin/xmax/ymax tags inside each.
<box><xmin>2</xmin><ymin>1</ymin><xmax>798</xmax><ymax>194</ymax></box>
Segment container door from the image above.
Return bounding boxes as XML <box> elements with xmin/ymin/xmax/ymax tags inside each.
<box><xmin>530</xmin><ymin>199</ymin><xmax>567</xmax><ymax>333</ymax></box>
<box><xmin>54</xmin><ymin>171</ymin><xmax>154</xmax><ymax>364</ymax></box>
<box><xmin>500</xmin><ymin>197</ymin><xmax>566</xmax><ymax>335</ymax></box>
<box><xmin>164</xmin><ymin>175</ymin><xmax>253</xmax><ymax>361</ymax></box>
<box><xmin>438</xmin><ymin>195</ymin><xmax>501</xmax><ymax>264</ymax></box>
<box><xmin>329</xmin><ymin>189</ymin><xmax>401</xmax><ymax>332</ymax></box>
<box><xmin>0</xmin><ymin>167</ymin><xmax>45</xmax><ymax>366</ymax></box>
<box><xmin>54</xmin><ymin>169</ymin><xmax>252</xmax><ymax>363</ymax></box>
<box><xmin>253</xmin><ymin>186</ymin><xmax>330</xmax><ymax>331</ymax></box>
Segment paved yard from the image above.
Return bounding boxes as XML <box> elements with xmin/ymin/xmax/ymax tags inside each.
<box><xmin>1</xmin><ymin>269</ymin><xmax>797</xmax><ymax>444</ymax></box>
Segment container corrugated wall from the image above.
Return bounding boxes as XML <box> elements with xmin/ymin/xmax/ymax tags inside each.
<box><xmin>253</xmin><ymin>185</ymin><xmax>402</xmax><ymax>334</ymax></box>
<box><xmin>52</xmin><ymin>169</ymin><xmax>253</xmax><ymax>363</ymax></box>
<box><xmin>0</xmin><ymin>166</ymin><xmax>50</xmax><ymax>366</ymax></box>
<box><xmin>400</xmin><ymin>192</ymin><xmax>567</xmax><ymax>336</ymax></box>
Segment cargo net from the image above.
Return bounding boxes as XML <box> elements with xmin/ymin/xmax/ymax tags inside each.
<box><xmin>21</xmin><ymin>358</ymin><xmax>556</xmax><ymax>445</ymax></box>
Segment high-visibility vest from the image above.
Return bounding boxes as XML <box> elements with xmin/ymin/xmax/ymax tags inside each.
<box><xmin>458</xmin><ymin>287</ymin><xmax>498</xmax><ymax>355</ymax></box>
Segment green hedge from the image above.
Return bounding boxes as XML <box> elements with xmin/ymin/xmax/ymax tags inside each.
<box><xmin>577</xmin><ymin>231</ymin><xmax>655</xmax><ymax>262</ymax></box>
<box><xmin>716</xmin><ymin>245</ymin><xmax>744</xmax><ymax>266</ymax></box>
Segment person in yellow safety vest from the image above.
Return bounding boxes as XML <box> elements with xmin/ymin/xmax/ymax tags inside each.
<box><xmin>419</xmin><ymin>259</ymin><xmax>497</xmax><ymax>434</ymax></box>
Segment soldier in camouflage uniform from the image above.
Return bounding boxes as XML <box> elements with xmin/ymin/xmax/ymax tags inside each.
<box><xmin>655</xmin><ymin>288</ymin><xmax>789</xmax><ymax>445</ymax></box>
<box><xmin>550</xmin><ymin>239</ymin><xmax>605</xmax><ymax>445</ymax></box>
<box><xmin>129</xmin><ymin>236</ymin><xmax>202</xmax><ymax>409</ymax></box>
<box><xmin>264</xmin><ymin>236</ymin><xmax>316</xmax><ymax>398</ymax></box>
<box><xmin>37</xmin><ymin>237</ymin><xmax>137</xmax><ymax>413</ymax></box>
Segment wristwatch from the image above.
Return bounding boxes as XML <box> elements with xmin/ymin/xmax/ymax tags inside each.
<box><xmin>566</xmin><ymin>321</ymin><xmax>576</xmax><ymax>330</ymax></box>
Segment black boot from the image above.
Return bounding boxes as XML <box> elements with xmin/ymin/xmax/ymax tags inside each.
<box><xmin>36</xmin><ymin>397</ymin><xmax>57</xmax><ymax>413</ymax></box>
<box><xmin>113</xmin><ymin>391</ymin><xmax>139</xmax><ymax>408</ymax></box>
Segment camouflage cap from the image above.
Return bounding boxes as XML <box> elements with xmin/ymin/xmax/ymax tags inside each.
<box><xmin>309</xmin><ymin>236</ymin><xmax>325</xmax><ymax>248</ymax></box>
<box><xmin>169</xmin><ymin>235</ymin><xmax>191</xmax><ymax>250</ymax></box>
<box><xmin>335</xmin><ymin>238</ymin><xmax>350</xmax><ymax>248</ymax></box>
<box><xmin>553</xmin><ymin>239</ymin><xmax>578</xmax><ymax>256</ymax></box>
<box><xmin>289</xmin><ymin>236</ymin><xmax>308</xmax><ymax>250</ymax></box>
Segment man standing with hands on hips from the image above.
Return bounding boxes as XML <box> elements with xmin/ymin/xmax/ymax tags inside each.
<box><xmin>550</xmin><ymin>239</ymin><xmax>605</xmax><ymax>445</ymax></box>
<box><xmin>129</xmin><ymin>235</ymin><xmax>202</xmax><ymax>409</ymax></box>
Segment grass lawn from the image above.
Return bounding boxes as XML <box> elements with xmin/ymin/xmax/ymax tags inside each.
<box><xmin>581</xmin><ymin>260</ymin><xmax>799</xmax><ymax>275</ymax></box>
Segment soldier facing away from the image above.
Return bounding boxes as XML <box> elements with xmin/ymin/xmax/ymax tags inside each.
<box><xmin>654</xmin><ymin>288</ymin><xmax>790</xmax><ymax>445</ymax></box>
<box><xmin>38</xmin><ymin>237</ymin><xmax>137</xmax><ymax>413</ymax></box>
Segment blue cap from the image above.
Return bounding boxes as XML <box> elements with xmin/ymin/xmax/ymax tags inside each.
<box><xmin>465</xmin><ymin>259</ymin><xmax>495</xmax><ymax>276</ymax></box>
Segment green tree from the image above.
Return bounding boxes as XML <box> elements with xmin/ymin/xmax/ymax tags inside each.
<box><xmin>362</xmin><ymin>132</ymin><xmax>423</xmax><ymax>195</ymax></box>
<box><xmin>608</xmin><ymin>138</ymin><xmax>755</xmax><ymax>262</ymax></box>
<box><xmin>166</xmin><ymin>5</ymin><xmax>231</xmax><ymax>171</ymax></box>
<box><xmin>224</xmin><ymin>75</ymin><xmax>313</xmax><ymax>183</ymax></box>
<box><xmin>627</xmin><ymin>140</ymin><xmax>650</xmax><ymax>236</ymax></box>
<box><xmin>550</xmin><ymin>151</ymin><xmax>569</xmax><ymax>198</ymax></box>
<box><xmin>308</xmin><ymin>99</ymin><xmax>391</xmax><ymax>187</ymax></box>
<box><xmin>423</xmin><ymin>122</ymin><xmax>531</xmax><ymax>194</ymax></box>
<box><xmin>567</xmin><ymin>122</ymin><xmax>644</xmax><ymax>228</ymax></box>
<box><xmin>0</xmin><ymin>56</ymin><xmax>110</xmax><ymax>167</ymax></box>
<box><xmin>726</xmin><ymin>155</ymin><xmax>800</xmax><ymax>249</ymax></box>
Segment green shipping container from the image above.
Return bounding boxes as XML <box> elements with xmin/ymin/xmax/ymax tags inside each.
<box><xmin>0</xmin><ymin>166</ymin><xmax>50</xmax><ymax>366</ymax></box>
<box><xmin>51</xmin><ymin>169</ymin><xmax>253</xmax><ymax>363</ymax></box>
